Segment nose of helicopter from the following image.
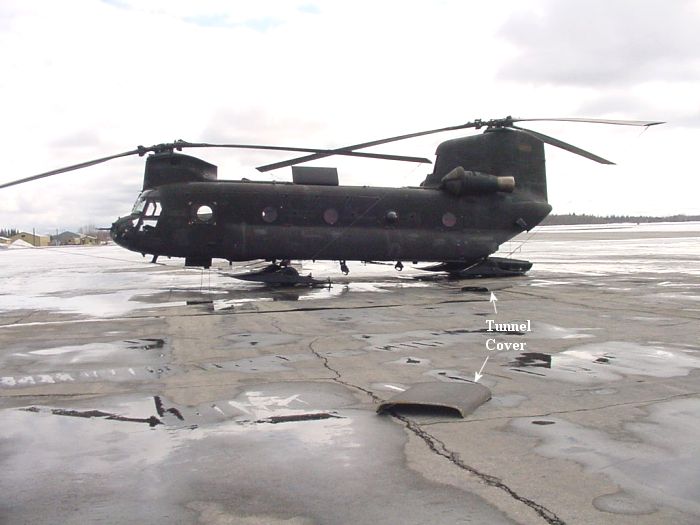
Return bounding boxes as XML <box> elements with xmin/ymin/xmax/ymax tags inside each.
<box><xmin>110</xmin><ymin>216</ymin><xmax>137</xmax><ymax>248</ymax></box>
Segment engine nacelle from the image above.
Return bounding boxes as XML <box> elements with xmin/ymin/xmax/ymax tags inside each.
<box><xmin>440</xmin><ymin>166</ymin><xmax>515</xmax><ymax>196</ymax></box>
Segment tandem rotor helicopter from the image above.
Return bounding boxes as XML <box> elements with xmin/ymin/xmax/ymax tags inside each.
<box><xmin>1</xmin><ymin>116</ymin><xmax>663</xmax><ymax>285</ymax></box>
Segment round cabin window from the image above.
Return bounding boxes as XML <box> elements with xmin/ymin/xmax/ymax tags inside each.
<box><xmin>442</xmin><ymin>212</ymin><xmax>457</xmax><ymax>228</ymax></box>
<box><xmin>195</xmin><ymin>205</ymin><xmax>214</xmax><ymax>222</ymax></box>
<box><xmin>323</xmin><ymin>208</ymin><xmax>339</xmax><ymax>225</ymax></box>
<box><xmin>262</xmin><ymin>206</ymin><xmax>278</xmax><ymax>223</ymax></box>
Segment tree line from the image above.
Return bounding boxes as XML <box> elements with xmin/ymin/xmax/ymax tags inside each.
<box><xmin>542</xmin><ymin>214</ymin><xmax>700</xmax><ymax>225</ymax></box>
<box><xmin>0</xmin><ymin>228</ymin><xmax>19</xmax><ymax>238</ymax></box>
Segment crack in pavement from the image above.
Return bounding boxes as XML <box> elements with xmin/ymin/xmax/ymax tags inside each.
<box><xmin>307</xmin><ymin>338</ymin><xmax>565</xmax><ymax>524</ymax></box>
<box><xmin>20</xmin><ymin>406</ymin><xmax>162</xmax><ymax>427</ymax></box>
<box><xmin>392</xmin><ymin>411</ymin><xmax>566</xmax><ymax>525</ymax></box>
<box><xmin>307</xmin><ymin>338</ymin><xmax>381</xmax><ymax>402</ymax></box>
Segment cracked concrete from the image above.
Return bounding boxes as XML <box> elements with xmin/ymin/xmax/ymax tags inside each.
<box><xmin>309</xmin><ymin>334</ymin><xmax>565</xmax><ymax>524</ymax></box>
<box><xmin>394</xmin><ymin>413</ymin><xmax>565</xmax><ymax>525</ymax></box>
<box><xmin>1</xmin><ymin>224</ymin><xmax>700</xmax><ymax>524</ymax></box>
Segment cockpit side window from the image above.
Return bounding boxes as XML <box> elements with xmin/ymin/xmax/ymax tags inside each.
<box><xmin>143</xmin><ymin>200</ymin><xmax>161</xmax><ymax>217</ymax></box>
<box><xmin>133</xmin><ymin>195</ymin><xmax>162</xmax><ymax>233</ymax></box>
<box><xmin>132</xmin><ymin>194</ymin><xmax>147</xmax><ymax>214</ymax></box>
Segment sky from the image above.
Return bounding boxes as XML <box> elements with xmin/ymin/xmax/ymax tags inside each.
<box><xmin>1</xmin><ymin>0</ymin><xmax>698</xmax><ymax>233</ymax></box>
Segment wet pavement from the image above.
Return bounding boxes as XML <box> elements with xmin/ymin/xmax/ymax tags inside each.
<box><xmin>1</xmin><ymin>222</ymin><xmax>699</xmax><ymax>524</ymax></box>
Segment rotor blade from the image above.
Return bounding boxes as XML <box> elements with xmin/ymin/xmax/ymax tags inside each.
<box><xmin>512</xmin><ymin>117</ymin><xmax>665</xmax><ymax>127</ymax></box>
<box><xmin>254</xmin><ymin>115</ymin><xmax>664</xmax><ymax>172</ymax></box>
<box><xmin>0</xmin><ymin>149</ymin><xmax>142</xmax><ymax>190</ymax></box>
<box><xmin>510</xmin><ymin>125</ymin><xmax>615</xmax><ymax>165</ymax></box>
<box><xmin>256</xmin><ymin>121</ymin><xmax>482</xmax><ymax>172</ymax></box>
<box><xmin>0</xmin><ymin>141</ymin><xmax>431</xmax><ymax>191</ymax></box>
<box><xmin>177</xmin><ymin>141</ymin><xmax>430</xmax><ymax>164</ymax></box>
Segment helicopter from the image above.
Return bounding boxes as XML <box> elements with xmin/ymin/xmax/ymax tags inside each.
<box><xmin>1</xmin><ymin>117</ymin><xmax>663</xmax><ymax>284</ymax></box>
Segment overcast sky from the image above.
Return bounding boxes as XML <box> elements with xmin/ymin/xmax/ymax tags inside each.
<box><xmin>1</xmin><ymin>0</ymin><xmax>698</xmax><ymax>233</ymax></box>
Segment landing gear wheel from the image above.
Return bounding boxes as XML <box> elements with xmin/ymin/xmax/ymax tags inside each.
<box><xmin>395</xmin><ymin>261</ymin><xmax>403</xmax><ymax>271</ymax></box>
<box><xmin>340</xmin><ymin>260</ymin><xmax>349</xmax><ymax>275</ymax></box>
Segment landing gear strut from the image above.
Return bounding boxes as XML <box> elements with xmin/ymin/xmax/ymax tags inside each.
<box><xmin>339</xmin><ymin>260</ymin><xmax>349</xmax><ymax>275</ymax></box>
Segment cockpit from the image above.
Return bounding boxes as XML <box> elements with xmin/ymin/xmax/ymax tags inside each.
<box><xmin>131</xmin><ymin>191</ymin><xmax>162</xmax><ymax>232</ymax></box>
<box><xmin>132</xmin><ymin>192</ymin><xmax>158</xmax><ymax>214</ymax></box>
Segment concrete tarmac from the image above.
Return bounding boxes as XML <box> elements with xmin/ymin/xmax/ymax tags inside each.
<box><xmin>1</xmin><ymin>223</ymin><xmax>699</xmax><ymax>524</ymax></box>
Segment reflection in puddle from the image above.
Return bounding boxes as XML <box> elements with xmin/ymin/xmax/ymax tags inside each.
<box><xmin>510</xmin><ymin>352</ymin><xmax>552</xmax><ymax>368</ymax></box>
<box><xmin>0</xmin><ymin>246</ymin><xmax>432</xmax><ymax>319</ymax></box>
<box><xmin>0</xmin><ymin>338</ymin><xmax>170</xmax><ymax>388</ymax></box>
<box><xmin>1</xmin><ymin>383</ymin><xmax>513</xmax><ymax>524</ymax></box>
<box><xmin>509</xmin><ymin>342</ymin><xmax>700</xmax><ymax>383</ymax></box>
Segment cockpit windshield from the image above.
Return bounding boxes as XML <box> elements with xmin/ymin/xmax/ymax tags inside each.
<box><xmin>132</xmin><ymin>194</ymin><xmax>148</xmax><ymax>214</ymax></box>
<box><xmin>131</xmin><ymin>192</ymin><xmax>162</xmax><ymax>234</ymax></box>
<box><xmin>131</xmin><ymin>193</ymin><xmax>161</xmax><ymax>217</ymax></box>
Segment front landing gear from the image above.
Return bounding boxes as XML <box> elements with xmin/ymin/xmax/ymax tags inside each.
<box><xmin>339</xmin><ymin>260</ymin><xmax>349</xmax><ymax>275</ymax></box>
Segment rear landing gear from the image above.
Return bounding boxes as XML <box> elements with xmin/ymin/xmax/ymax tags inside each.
<box><xmin>394</xmin><ymin>261</ymin><xmax>403</xmax><ymax>271</ymax></box>
<box><xmin>270</xmin><ymin>258</ymin><xmax>291</xmax><ymax>268</ymax></box>
<box><xmin>339</xmin><ymin>260</ymin><xmax>349</xmax><ymax>275</ymax></box>
<box><xmin>231</xmin><ymin>261</ymin><xmax>328</xmax><ymax>287</ymax></box>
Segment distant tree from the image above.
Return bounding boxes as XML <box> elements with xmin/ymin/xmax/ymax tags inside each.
<box><xmin>78</xmin><ymin>224</ymin><xmax>97</xmax><ymax>235</ymax></box>
<box><xmin>0</xmin><ymin>228</ymin><xmax>19</xmax><ymax>237</ymax></box>
<box><xmin>96</xmin><ymin>229</ymin><xmax>111</xmax><ymax>243</ymax></box>
<box><xmin>77</xmin><ymin>223</ymin><xmax>110</xmax><ymax>244</ymax></box>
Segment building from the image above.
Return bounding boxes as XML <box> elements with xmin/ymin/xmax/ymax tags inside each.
<box><xmin>80</xmin><ymin>234</ymin><xmax>99</xmax><ymax>245</ymax></box>
<box><xmin>10</xmin><ymin>232</ymin><xmax>50</xmax><ymax>247</ymax></box>
<box><xmin>50</xmin><ymin>231</ymin><xmax>102</xmax><ymax>246</ymax></box>
<box><xmin>52</xmin><ymin>231</ymin><xmax>82</xmax><ymax>245</ymax></box>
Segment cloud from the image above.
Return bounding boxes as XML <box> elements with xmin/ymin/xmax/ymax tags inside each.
<box><xmin>182</xmin><ymin>13</ymin><xmax>235</xmax><ymax>28</ymax></box>
<box><xmin>50</xmin><ymin>130</ymin><xmax>105</xmax><ymax>149</ymax></box>
<box><xmin>182</xmin><ymin>14</ymin><xmax>283</xmax><ymax>31</ymax></box>
<box><xmin>100</xmin><ymin>0</ymin><xmax>314</xmax><ymax>30</ymax></box>
<box><xmin>0</xmin><ymin>0</ymin><xmax>697</xmax><ymax>232</ymax></box>
<box><xmin>100</xmin><ymin>0</ymin><xmax>129</xmax><ymax>9</ymax></box>
<box><xmin>200</xmin><ymin>107</ymin><xmax>323</xmax><ymax>144</ymax></box>
<box><xmin>196</xmin><ymin>108</ymin><xmax>329</xmax><ymax>171</ymax></box>
<box><xmin>498</xmin><ymin>0</ymin><xmax>700</xmax><ymax>87</ymax></box>
<box><xmin>298</xmin><ymin>4</ymin><xmax>320</xmax><ymax>15</ymax></box>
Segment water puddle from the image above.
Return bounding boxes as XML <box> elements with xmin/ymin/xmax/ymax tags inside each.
<box><xmin>222</xmin><ymin>332</ymin><xmax>300</xmax><ymax>349</ymax></box>
<box><xmin>512</xmin><ymin>398</ymin><xmax>700</xmax><ymax>516</ymax></box>
<box><xmin>593</xmin><ymin>491</ymin><xmax>657</xmax><ymax>516</ymax></box>
<box><xmin>0</xmin><ymin>378</ymin><xmax>514</xmax><ymax>524</ymax></box>
<box><xmin>0</xmin><ymin>338</ymin><xmax>170</xmax><ymax>388</ymax></box>
<box><xmin>388</xmin><ymin>357</ymin><xmax>431</xmax><ymax>366</ymax></box>
<box><xmin>508</xmin><ymin>342</ymin><xmax>700</xmax><ymax>383</ymax></box>
<box><xmin>0</xmin><ymin>337</ymin><xmax>320</xmax><ymax>388</ymax></box>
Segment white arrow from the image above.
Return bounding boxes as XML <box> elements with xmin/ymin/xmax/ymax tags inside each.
<box><xmin>474</xmin><ymin>355</ymin><xmax>489</xmax><ymax>382</ymax></box>
<box><xmin>489</xmin><ymin>292</ymin><xmax>498</xmax><ymax>314</ymax></box>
